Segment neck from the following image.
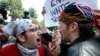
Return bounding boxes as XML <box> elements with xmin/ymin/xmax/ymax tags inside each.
<box><xmin>21</xmin><ymin>43</ymin><xmax>35</xmax><ymax>49</ymax></box>
<box><xmin>70</xmin><ymin>31</ymin><xmax>79</xmax><ymax>43</ymax></box>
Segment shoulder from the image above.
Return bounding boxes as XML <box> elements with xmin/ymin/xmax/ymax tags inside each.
<box><xmin>82</xmin><ymin>39</ymin><xmax>100</xmax><ymax>49</ymax></box>
<box><xmin>0</xmin><ymin>43</ymin><xmax>17</xmax><ymax>52</ymax></box>
<box><xmin>0</xmin><ymin>43</ymin><xmax>20</xmax><ymax>56</ymax></box>
<box><xmin>67</xmin><ymin>39</ymin><xmax>100</xmax><ymax>56</ymax></box>
<box><xmin>80</xmin><ymin>39</ymin><xmax>100</xmax><ymax>56</ymax></box>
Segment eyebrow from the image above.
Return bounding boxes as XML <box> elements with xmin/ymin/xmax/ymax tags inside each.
<box><xmin>29</xmin><ymin>27</ymin><xmax>40</xmax><ymax>31</ymax></box>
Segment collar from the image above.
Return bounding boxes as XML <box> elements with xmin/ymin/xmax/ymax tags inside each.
<box><xmin>17</xmin><ymin>43</ymin><xmax>39</xmax><ymax>55</ymax></box>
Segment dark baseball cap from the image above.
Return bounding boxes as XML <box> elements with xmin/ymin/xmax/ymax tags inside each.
<box><xmin>60</xmin><ymin>3</ymin><xmax>94</xmax><ymax>24</ymax></box>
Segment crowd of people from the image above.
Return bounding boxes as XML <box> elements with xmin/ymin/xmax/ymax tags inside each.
<box><xmin>0</xmin><ymin>2</ymin><xmax>100</xmax><ymax>56</ymax></box>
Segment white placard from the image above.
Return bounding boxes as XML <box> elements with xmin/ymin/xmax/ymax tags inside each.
<box><xmin>44</xmin><ymin>0</ymin><xmax>98</xmax><ymax>27</ymax></box>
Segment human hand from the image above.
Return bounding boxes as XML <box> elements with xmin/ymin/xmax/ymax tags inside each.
<box><xmin>49</xmin><ymin>42</ymin><xmax>60</xmax><ymax>56</ymax></box>
<box><xmin>52</xmin><ymin>30</ymin><xmax>61</xmax><ymax>46</ymax></box>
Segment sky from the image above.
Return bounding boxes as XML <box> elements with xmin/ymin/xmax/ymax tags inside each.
<box><xmin>21</xmin><ymin>0</ymin><xmax>46</xmax><ymax>22</ymax></box>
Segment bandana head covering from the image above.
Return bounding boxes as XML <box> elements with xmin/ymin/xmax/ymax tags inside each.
<box><xmin>2</xmin><ymin>19</ymin><xmax>37</xmax><ymax>37</ymax></box>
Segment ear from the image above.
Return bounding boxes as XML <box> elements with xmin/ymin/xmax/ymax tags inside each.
<box><xmin>70</xmin><ymin>22</ymin><xmax>78</xmax><ymax>32</ymax></box>
<box><xmin>17</xmin><ymin>35</ymin><xmax>26</xmax><ymax>43</ymax></box>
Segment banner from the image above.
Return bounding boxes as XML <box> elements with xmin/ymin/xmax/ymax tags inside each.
<box><xmin>44</xmin><ymin>0</ymin><xmax>98</xmax><ymax>27</ymax></box>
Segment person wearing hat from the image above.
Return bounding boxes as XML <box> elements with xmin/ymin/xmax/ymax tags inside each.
<box><xmin>23</xmin><ymin>11</ymin><xmax>30</xmax><ymax>19</ymax></box>
<box><xmin>0</xmin><ymin>14</ymin><xmax>9</xmax><ymax>48</ymax></box>
<box><xmin>0</xmin><ymin>13</ymin><xmax>4</xmax><ymax>24</ymax></box>
<box><xmin>50</xmin><ymin>3</ymin><xmax>100</xmax><ymax>56</ymax></box>
<box><xmin>0</xmin><ymin>3</ymin><xmax>7</xmax><ymax>20</ymax></box>
<box><xmin>0</xmin><ymin>19</ymin><xmax>50</xmax><ymax>56</ymax></box>
<box><xmin>0</xmin><ymin>23</ymin><xmax>5</xmax><ymax>48</ymax></box>
<box><xmin>0</xmin><ymin>14</ymin><xmax>16</xmax><ymax>48</ymax></box>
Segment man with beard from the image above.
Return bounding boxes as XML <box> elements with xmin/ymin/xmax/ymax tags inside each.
<box><xmin>50</xmin><ymin>3</ymin><xmax>100</xmax><ymax>56</ymax></box>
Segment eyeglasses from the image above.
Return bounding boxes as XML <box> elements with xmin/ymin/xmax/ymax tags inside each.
<box><xmin>29</xmin><ymin>27</ymin><xmax>42</xmax><ymax>32</ymax></box>
<box><xmin>20</xmin><ymin>27</ymin><xmax>42</xmax><ymax>36</ymax></box>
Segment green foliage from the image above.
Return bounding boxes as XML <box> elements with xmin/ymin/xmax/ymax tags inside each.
<box><xmin>38</xmin><ymin>20</ymin><xmax>43</xmax><ymax>26</ymax></box>
<box><xmin>29</xmin><ymin>7</ymin><xmax>38</xmax><ymax>19</ymax></box>
<box><xmin>1</xmin><ymin>0</ymin><xmax>24</xmax><ymax>18</ymax></box>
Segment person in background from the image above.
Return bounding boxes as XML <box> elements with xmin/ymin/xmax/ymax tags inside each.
<box><xmin>0</xmin><ymin>3</ymin><xmax>7</xmax><ymax>20</ymax></box>
<box><xmin>50</xmin><ymin>3</ymin><xmax>100</xmax><ymax>56</ymax></box>
<box><xmin>0</xmin><ymin>13</ymin><xmax>16</xmax><ymax>48</ymax></box>
<box><xmin>0</xmin><ymin>19</ymin><xmax>50</xmax><ymax>56</ymax></box>
<box><xmin>93</xmin><ymin>10</ymin><xmax>100</xmax><ymax>37</ymax></box>
<box><xmin>0</xmin><ymin>14</ymin><xmax>7</xmax><ymax>48</ymax></box>
<box><xmin>23</xmin><ymin>11</ymin><xmax>30</xmax><ymax>19</ymax></box>
<box><xmin>0</xmin><ymin>14</ymin><xmax>4</xmax><ymax>24</ymax></box>
<box><xmin>0</xmin><ymin>23</ymin><xmax>5</xmax><ymax>48</ymax></box>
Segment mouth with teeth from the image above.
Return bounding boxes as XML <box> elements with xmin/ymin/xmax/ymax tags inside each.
<box><xmin>37</xmin><ymin>38</ymin><xmax>41</xmax><ymax>42</ymax></box>
<box><xmin>36</xmin><ymin>37</ymin><xmax>42</xmax><ymax>47</ymax></box>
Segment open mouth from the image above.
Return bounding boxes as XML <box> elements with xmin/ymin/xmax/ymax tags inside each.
<box><xmin>36</xmin><ymin>38</ymin><xmax>41</xmax><ymax>46</ymax></box>
<box><xmin>37</xmin><ymin>38</ymin><xmax>41</xmax><ymax>42</ymax></box>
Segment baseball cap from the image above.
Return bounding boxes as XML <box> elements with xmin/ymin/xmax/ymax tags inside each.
<box><xmin>60</xmin><ymin>3</ymin><xmax>94</xmax><ymax>24</ymax></box>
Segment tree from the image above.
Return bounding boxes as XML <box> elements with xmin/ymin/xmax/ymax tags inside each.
<box><xmin>38</xmin><ymin>20</ymin><xmax>43</xmax><ymax>26</ymax></box>
<box><xmin>28</xmin><ymin>7</ymin><xmax>38</xmax><ymax>19</ymax></box>
<box><xmin>1</xmin><ymin>0</ymin><xmax>24</xmax><ymax>18</ymax></box>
